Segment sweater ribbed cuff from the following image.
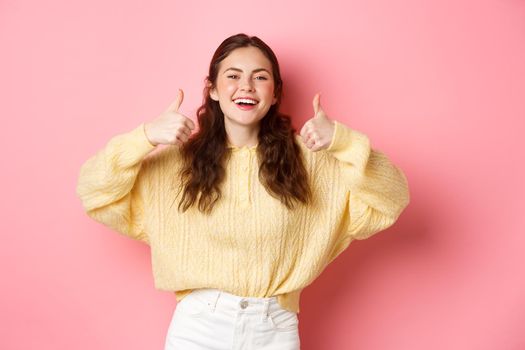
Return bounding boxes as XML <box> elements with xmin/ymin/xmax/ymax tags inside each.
<box><xmin>326</xmin><ymin>120</ymin><xmax>370</xmax><ymax>155</ymax></box>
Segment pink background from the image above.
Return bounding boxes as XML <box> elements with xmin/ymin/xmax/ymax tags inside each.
<box><xmin>1</xmin><ymin>0</ymin><xmax>524</xmax><ymax>349</ymax></box>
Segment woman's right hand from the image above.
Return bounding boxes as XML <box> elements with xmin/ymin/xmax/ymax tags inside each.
<box><xmin>144</xmin><ymin>89</ymin><xmax>196</xmax><ymax>147</ymax></box>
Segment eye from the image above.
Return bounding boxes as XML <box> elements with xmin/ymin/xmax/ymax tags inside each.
<box><xmin>227</xmin><ymin>75</ymin><xmax>239</xmax><ymax>79</ymax></box>
<box><xmin>255</xmin><ymin>76</ymin><xmax>268</xmax><ymax>80</ymax></box>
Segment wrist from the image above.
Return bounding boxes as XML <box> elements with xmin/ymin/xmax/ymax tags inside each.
<box><xmin>143</xmin><ymin>123</ymin><xmax>158</xmax><ymax>147</ymax></box>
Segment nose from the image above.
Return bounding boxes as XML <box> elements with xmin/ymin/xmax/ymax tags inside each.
<box><xmin>239</xmin><ymin>76</ymin><xmax>255</xmax><ymax>92</ymax></box>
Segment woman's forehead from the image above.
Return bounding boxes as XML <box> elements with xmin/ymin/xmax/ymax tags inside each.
<box><xmin>219</xmin><ymin>47</ymin><xmax>272</xmax><ymax>72</ymax></box>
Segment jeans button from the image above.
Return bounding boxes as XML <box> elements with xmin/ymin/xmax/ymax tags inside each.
<box><xmin>240</xmin><ymin>300</ymin><xmax>248</xmax><ymax>309</ymax></box>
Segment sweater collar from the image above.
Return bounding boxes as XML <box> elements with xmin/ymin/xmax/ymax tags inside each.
<box><xmin>226</xmin><ymin>140</ymin><xmax>258</xmax><ymax>151</ymax></box>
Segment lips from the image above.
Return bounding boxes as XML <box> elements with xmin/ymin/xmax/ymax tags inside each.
<box><xmin>233</xmin><ymin>97</ymin><xmax>259</xmax><ymax>104</ymax></box>
<box><xmin>235</xmin><ymin>102</ymin><xmax>256</xmax><ymax>111</ymax></box>
<box><xmin>232</xmin><ymin>96</ymin><xmax>258</xmax><ymax>112</ymax></box>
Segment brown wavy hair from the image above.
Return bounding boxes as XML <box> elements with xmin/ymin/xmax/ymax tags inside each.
<box><xmin>177</xmin><ymin>33</ymin><xmax>312</xmax><ymax>214</ymax></box>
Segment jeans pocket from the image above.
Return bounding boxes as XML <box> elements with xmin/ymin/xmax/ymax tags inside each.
<box><xmin>177</xmin><ymin>294</ymin><xmax>211</xmax><ymax>318</ymax></box>
<box><xmin>267</xmin><ymin>308</ymin><xmax>299</xmax><ymax>332</ymax></box>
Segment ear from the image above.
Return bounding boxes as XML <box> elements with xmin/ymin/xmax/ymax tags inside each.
<box><xmin>272</xmin><ymin>94</ymin><xmax>278</xmax><ymax>105</ymax></box>
<box><xmin>210</xmin><ymin>89</ymin><xmax>219</xmax><ymax>101</ymax></box>
<box><xmin>207</xmin><ymin>81</ymin><xmax>219</xmax><ymax>101</ymax></box>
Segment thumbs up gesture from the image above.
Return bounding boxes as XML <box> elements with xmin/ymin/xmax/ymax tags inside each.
<box><xmin>144</xmin><ymin>89</ymin><xmax>196</xmax><ymax>147</ymax></box>
<box><xmin>299</xmin><ymin>93</ymin><xmax>335</xmax><ymax>152</ymax></box>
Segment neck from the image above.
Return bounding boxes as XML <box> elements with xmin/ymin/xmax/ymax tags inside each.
<box><xmin>225</xmin><ymin>121</ymin><xmax>260</xmax><ymax>148</ymax></box>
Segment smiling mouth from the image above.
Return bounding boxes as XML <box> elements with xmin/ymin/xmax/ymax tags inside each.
<box><xmin>235</xmin><ymin>103</ymin><xmax>256</xmax><ymax>110</ymax></box>
<box><xmin>233</xmin><ymin>98</ymin><xmax>259</xmax><ymax>106</ymax></box>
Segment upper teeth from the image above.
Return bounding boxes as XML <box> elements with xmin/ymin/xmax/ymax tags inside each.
<box><xmin>234</xmin><ymin>98</ymin><xmax>257</xmax><ymax>104</ymax></box>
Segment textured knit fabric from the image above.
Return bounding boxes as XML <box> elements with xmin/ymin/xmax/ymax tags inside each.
<box><xmin>76</xmin><ymin>120</ymin><xmax>410</xmax><ymax>313</ymax></box>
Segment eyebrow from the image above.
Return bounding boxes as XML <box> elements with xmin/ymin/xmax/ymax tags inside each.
<box><xmin>223</xmin><ymin>67</ymin><xmax>271</xmax><ymax>75</ymax></box>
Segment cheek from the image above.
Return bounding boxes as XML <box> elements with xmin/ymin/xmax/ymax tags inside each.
<box><xmin>261</xmin><ymin>83</ymin><xmax>276</xmax><ymax>98</ymax></box>
<box><xmin>219</xmin><ymin>81</ymin><xmax>237</xmax><ymax>95</ymax></box>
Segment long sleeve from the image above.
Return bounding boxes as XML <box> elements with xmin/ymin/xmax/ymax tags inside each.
<box><xmin>326</xmin><ymin>120</ymin><xmax>410</xmax><ymax>240</ymax></box>
<box><xmin>76</xmin><ymin>123</ymin><xmax>158</xmax><ymax>244</ymax></box>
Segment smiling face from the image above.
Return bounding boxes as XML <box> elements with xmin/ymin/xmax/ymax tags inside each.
<box><xmin>209</xmin><ymin>46</ymin><xmax>278</xmax><ymax>130</ymax></box>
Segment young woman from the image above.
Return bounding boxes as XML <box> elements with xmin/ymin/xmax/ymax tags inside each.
<box><xmin>76</xmin><ymin>33</ymin><xmax>410</xmax><ymax>349</ymax></box>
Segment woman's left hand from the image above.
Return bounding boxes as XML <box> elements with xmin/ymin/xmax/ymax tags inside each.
<box><xmin>299</xmin><ymin>93</ymin><xmax>336</xmax><ymax>152</ymax></box>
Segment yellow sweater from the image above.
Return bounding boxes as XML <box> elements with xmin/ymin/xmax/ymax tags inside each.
<box><xmin>76</xmin><ymin>120</ymin><xmax>410</xmax><ymax>313</ymax></box>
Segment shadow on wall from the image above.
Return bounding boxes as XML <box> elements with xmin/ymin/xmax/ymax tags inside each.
<box><xmin>299</xmin><ymin>163</ymin><xmax>459</xmax><ymax>349</ymax></box>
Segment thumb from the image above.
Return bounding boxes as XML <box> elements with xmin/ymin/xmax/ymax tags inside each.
<box><xmin>312</xmin><ymin>92</ymin><xmax>321</xmax><ymax>116</ymax></box>
<box><xmin>167</xmin><ymin>89</ymin><xmax>184</xmax><ymax>112</ymax></box>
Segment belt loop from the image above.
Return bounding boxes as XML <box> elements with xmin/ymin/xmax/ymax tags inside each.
<box><xmin>209</xmin><ymin>290</ymin><xmax>220</xmax><ymax>313</ymax></box>
<box><xmin>261</xmin><ymin>299</ymin><xmax>270</xmax><ymax>322</ymax></box>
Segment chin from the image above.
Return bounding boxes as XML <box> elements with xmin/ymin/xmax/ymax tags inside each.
<box><xmin>225</xmin><ymin>114</ymin><xmax>265</xmax><ymax>126</ymax></box>
<box><xmin>228</xmin><ymin>118</ymin><xmax>262</xmax><ymax>127</ymax></box>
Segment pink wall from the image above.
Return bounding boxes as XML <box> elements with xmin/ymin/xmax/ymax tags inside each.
<box><xmin>1</xmin><ymin>0</ymin><xmax>524</xmax><ymax>349</ymax></box>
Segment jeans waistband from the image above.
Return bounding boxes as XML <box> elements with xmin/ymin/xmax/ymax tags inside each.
<box><xmin>187</xmin><ymin>288</ymin><xmax>286</xmax><ymax>316</ymax></box>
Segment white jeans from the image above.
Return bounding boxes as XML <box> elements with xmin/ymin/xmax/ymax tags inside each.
<box><xmin>164</xmin><ymin>288</ymin><xmax>301</xmax><ymax>350</ymax></box>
